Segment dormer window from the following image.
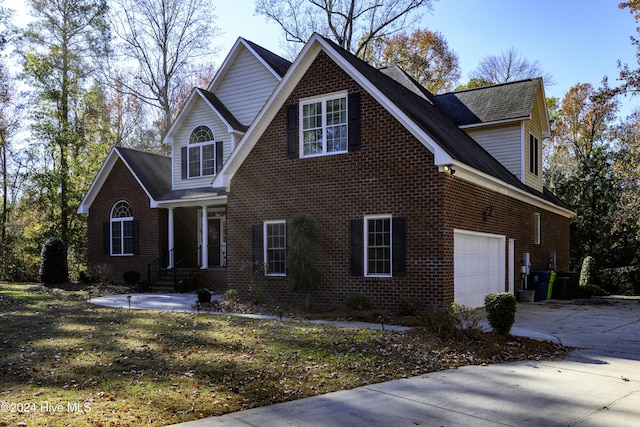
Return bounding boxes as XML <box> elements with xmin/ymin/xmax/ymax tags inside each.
<box><xmin>187</xmin><ymin>125</ymin><xmax>216</xmax><ymax>178</ymax></box>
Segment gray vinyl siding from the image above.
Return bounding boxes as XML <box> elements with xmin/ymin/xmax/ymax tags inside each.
<box><xmin>215</xmin><ymin>47</ymin><xmax>280</xmax><ymax>126</ymax></box>
<box><xmin>465</xmin><ymin>125</ymin><xmax>522</xmax><ymax>181</ymax></box>
<box><xmin>172</xmin><ymin>98</ymin><xmax>233</xmax><ymax>191</ymax></box>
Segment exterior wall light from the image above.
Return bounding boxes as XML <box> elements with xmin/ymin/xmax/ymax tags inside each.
<box><xmin>443</xmin><ymin>165</ymin><xmax>456</xmax><ymax>175</ymax></box>
<box><xmin>482</xmin><ymin>206</ymin><xmax>495</xmax><ymax>222</ymax></box>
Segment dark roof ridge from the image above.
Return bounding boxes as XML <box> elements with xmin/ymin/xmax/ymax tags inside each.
<box><xmin>239</xmin><ymin>37</ymin><xmax>292</xmax><ymax>78</ymax></box>
<box><xmin>441</xmin><ymin>77</ymin><xmax>542</xmax><ymax>96</ymax></box>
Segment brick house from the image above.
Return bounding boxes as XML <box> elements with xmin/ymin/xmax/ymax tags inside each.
<box><xmin>78</xmin><ymin>34</ymin><xmax>573</xmax><ymax>308</ymax></box>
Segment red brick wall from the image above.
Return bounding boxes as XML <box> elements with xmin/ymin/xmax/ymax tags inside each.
<box><xmin>226</xmin><ymin>51</ymin><xmax>570</xmax><ymax>309</ymax></box>
<box><xmin>86</xmin><ymin>159</ymin><xmax>167</xmax><ymax>284</ymax></box>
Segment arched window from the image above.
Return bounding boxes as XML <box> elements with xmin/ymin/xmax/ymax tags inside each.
<box><xmin>110</xmin><ymin>201</ymin><xmax>135</xmax><ymax>255</ymax></box>
<box><xmin>187</xmin><ymin>125</ymin><xmax>216</xmax><ymax>177</ymax></box>
<box><xmin>189</xmin><ymin>125</ymin><xmax>214</xmax><ymax>143</ymax></box>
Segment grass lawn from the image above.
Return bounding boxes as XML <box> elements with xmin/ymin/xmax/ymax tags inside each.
<box><xmin>0</xmin><ymin>283</ymin><xmax>567</xmax><ymax>426</ymax></box>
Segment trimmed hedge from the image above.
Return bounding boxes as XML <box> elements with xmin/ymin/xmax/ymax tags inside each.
<box><xmin>485</xmin><ymin>292</ymin><xmax>516</xmax><ymax>335</ymax></box>
<box><xmin>39</xmin><ymin>237</ymin><xmax>68</xmax><ymax>284</ymax></box>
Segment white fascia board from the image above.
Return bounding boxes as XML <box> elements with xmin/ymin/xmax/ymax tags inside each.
<box><xmin>157</xmin><ymin>195</ymin><xmax>228</xmax><ymax>209</ymax></box>
<box><xmin>212</xmin><ymin>37</ymin><xmax>321</xmax><ymax>189</ymax></box>
<box><xmin>214</xmin><ymin>33</ymin><xmax>453</xmax><ymax>188</ymax></box>
<box><xmin>197</xmin><ymin>89</ymin><xmax>238</xmax><ymax>134</ymax></box>
<box><xmin>448</xmin><ymin>163</ymin><xmax>575</xmax><ymax>218</ymax></box>
<box><xmin>207</xmin><ymin>38</ymin><xmax>245</xmax><ymax>92</ymax></box>
<box><xmin>459</xmin><ymin>117</ymin><xmax>529</xmax><ymax>130</ymax></box>
<box><xmin>163</xmin><ymin>88</ymin><xmax>199</xmax><ymax>145</ymax></box>
<box><xmin>77</xmin><ymin>148</ymin><xmax>119</xmax><ymax>214</ymax></box>
<box><xmin>240</xmin><ymin>38</ymin><xmax>285</xmax><ymax>81</ymax></box>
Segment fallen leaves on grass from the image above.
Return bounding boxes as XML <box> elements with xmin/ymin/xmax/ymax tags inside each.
<box><xmin>0</xmin><ymin>283</ymin><xmax>570</xmax><ymax>427</ymax></box>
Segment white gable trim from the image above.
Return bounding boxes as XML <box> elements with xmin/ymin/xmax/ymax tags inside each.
<box><xmin>164</xmin><ymin>89</ymin><xmax>241</xmax><ymax>145</ymax></box>
<box><xmin>207</xmin><ymin>38</ymin><xmax>284</xmax><ymax>93</ymax></box>
<box><xmin>213</xmin><ymin>34</ymin><xmax>569</xmax><ymax>218</ymax></box>
<box><xmin>77</xmin><ymin>148</ymin><xmax>159</xmax><ymax>214</ymax></box>
<box><xmin>214</xmin><ymin>34</ymin><xmax>453</xmax><ymax>189</ymax></box>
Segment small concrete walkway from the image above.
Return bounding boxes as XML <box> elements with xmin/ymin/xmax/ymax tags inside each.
<box><xmin>88</xmin><ymin>293</ymin><xmax>411</xmax><ymax>331</ymax></box>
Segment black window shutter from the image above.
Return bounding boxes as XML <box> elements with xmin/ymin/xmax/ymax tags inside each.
<box><xmin>216</xmin><ymin>140</ymin><xmax>224</xmax><ymax>174</ymax></box>
<box><xmin>286</xmin><ymin>104</ymin><xmax>299</xmax><ymax>159</ymax></box>
<box><xmin>392</xmin><ymin>217</ymin><xmax>407</xmax><ymax>276</ymax></box>
<box><xmin>252</xmin><ymin>224</ymin><xmax>264</xmax><ymax>274</ymax></box>
<box><xmin>349</xmin><ymin>219</ymin><xmax>364</xmax><ymax>276</ymax></box>
<box><xmin>348</xmin><ymin>92</ymin><xmax>361</xmax><ymax>151</ymax></box>
<box><xmin>132</xmin><ymin>220</ymin><xmax>140</xmax><ymax>255</ymax></box>
<box><xmin>181</xmin><ymin>146</ymin><xmax>188</xmax><ymax>179</ymax></box>
<box><xmin>103</xmin><ymin>222</ymin><xmax>110</xmax><ymax>255</ymax></box>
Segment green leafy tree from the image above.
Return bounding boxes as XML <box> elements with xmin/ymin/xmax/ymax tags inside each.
<box><xmin>365</xmin><ymin>29</ymin><xmax>460</xmax><ymax>94</ymax></box>
<box><xmin>20</xmin><ymin>0</ymin><xmax>111</xmax><ymax>269</ymax></box>
<box><xmin>287</xmin><ymin>214</ymin><xmax>320</xmax><ymax>310</ymax></box>
<box><xmin>548</xmin><ymin>83</ymin><xmax>638</xmax><ymax>268</ymax></box>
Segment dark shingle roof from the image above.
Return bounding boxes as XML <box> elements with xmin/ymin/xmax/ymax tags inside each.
<box><xmin>321</xmin><ymin>37</ymin><xmax>567</xmax><ymax>209</ymax></box>
<box><xmin>242</xmin><ymin>38</ymin><xmax>292</xmax><ymax>78</ymax></box>
<box><xmin>116</xmin><ymin>147</ymin><xmax>227</xmax><ymax>203</ymax></box>
<box><xmin>115</xmin><ymin>147</ymin><xmax>172</xmax><ymax>201</ymax></box>
<box><xmin>432</xmin><ymin>79</ymin><xmax>541</xmax><ymax>126</ymax></box>
<box><xmin>196</xmin><ymin>88</ymin><xmax>248</xmax><ymax>132</ymax></box>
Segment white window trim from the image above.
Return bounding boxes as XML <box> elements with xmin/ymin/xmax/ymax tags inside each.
<box><xmin>299</xmin><ymin>91</ymin><xmax>348</xmax><ymax>158</ymax></box>
<box><xmin>187</xmin><ymin>142</ymin><xmax>216</xmax><ymax>179</ymax></box>
<box><xmin>264</xmin><ymin>220</ymin><xmax>287</xmax><ymax>276</ymax></box>
<box><xmin>110</xmin><ymin>201</ymin><xmax>134</xmax><ymax>256</ymax></box>
<box><xmin>364</xmin><ymin>215</ymin><xmax>393</xmax><ymax>278</ymax></box>
<box><xmin>534</xmin><ymin>212</ymin><xmax>541</xmax><ymax>245</ymax></box>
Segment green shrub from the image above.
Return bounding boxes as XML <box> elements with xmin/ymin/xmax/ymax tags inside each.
<box><xmin>579</xmin><ymin>256</ymin><xmax>607</xmax><ymax>297</ymax></box>
<box><xmin>424</xmin><ymin>303</ymin><xmax>483</xmax><ymax>339</ymax></box>
<box><xmin>39</xmin><ymin>237</ymin><xmax>68</xmax><ymax>284</ymax></box>
<box><xmin>598</xmin><ymin>266</ymin><xmax>638</xmax><ymax>296</ymax></box>
<box><xmin>345</xmin><ymin>293</ymin><xmax>371</xmax><ymax>311</ymax></box>
<box><xmin>397</xmin><ymin>296</ymin><xmax>422</xmax><ymax>316</ymax></box>
<box><xmin>196</xmin><ymin>288</ymin><xmax>212</xmax><ymax>303</ymax></box>
<box><xmin>484</xmin><ymin>292</ymin><xmax>516</xmax><ymax>335</ymax></box>
<box><xmin>224</xmin><ymin>289</ymin><xmax>239</xmax><ymax>302</ymax></box>
<box><xmin>122</xmin><ymin>270</ymin><xmax>141</xmax><ymax>286</ymax></box>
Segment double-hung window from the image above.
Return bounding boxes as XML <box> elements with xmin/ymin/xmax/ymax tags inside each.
<box><xmin>301</xmin><ymin>93</ymin><xmax>348</xmax><ymax>157</ymax></box>
<box><xmin>350</xmin><ymin>216</ymin><xmax>406</xmax><ymax>277</ymax></box>
<box><xmin>365</xmin><ymin>216</ymin><xmax>392</xmax><ymax>277</ymax></box>
<box><xmin>111</xmin><ymin>201</ymin><xmax>134</xmax><ymax>255</ymax></box>
<box><xmin>188</xmin><ymin>125</ymin><xmax>216</xmax><ymax>178</ymax></box>
<box><xmin>264</xmin><ymin>221</ymin><xmax>287</xmax><ymax>276</ymax></box>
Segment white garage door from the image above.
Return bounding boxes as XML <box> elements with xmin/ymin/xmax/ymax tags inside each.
<box><xmin>454</xmin><ymin>230</ymin><xmax>506</xmax><ymax>308</ymax></box>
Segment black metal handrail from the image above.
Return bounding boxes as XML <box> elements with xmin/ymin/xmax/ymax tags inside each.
<box><xmin>172</xmin><ymin>246</ymin><xmax>202</xmax><ymax>286</ymax></box>
<box><xmin>147</xmin><ymin>250</ymin><xmax>170</xmax><ymax>285</ymax></box>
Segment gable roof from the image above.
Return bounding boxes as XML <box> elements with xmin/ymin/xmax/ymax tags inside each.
<box><xmin>216</xmin><ymin>34</ymin><xmax>572</xmax><ymax>217</ymax></box>
<box><xmin>195</xmin><ymin>88</ymin><xmax>248</xmax><ymax>132</ymax></box>
<box><xmin>241</xmin><ymin>38</ymin><xmax>292</xmax><ymax>78</ymax></box>
<box><xmin>207</xmin><ymin>38</ymin><xmax>291</xmax><ymax>93</ymax></box>
<box><xmin>77</xmin><ymin>147</ymin><xmax>171</xmax><ymax>214</ymax></box>
<box><xmin>77</xmin><ymin>147</ymin><xmax>226</xmax><ymax>214</ymax></box>
<box><xmin>433</xmin><ymin>79</ymin><xmax>550</xmax><ymax>135</ymax></box>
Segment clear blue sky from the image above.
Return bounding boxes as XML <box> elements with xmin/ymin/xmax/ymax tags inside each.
<box><xmin>215</xmin><ymin>0</ymin><xmax>640</xmax><ymax>117</ymax></box>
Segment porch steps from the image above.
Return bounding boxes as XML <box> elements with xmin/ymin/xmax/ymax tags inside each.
<box><xmin>148</xmin><ymin>267</ymin><xmax>198</xmax><ymax>293</ymax></box>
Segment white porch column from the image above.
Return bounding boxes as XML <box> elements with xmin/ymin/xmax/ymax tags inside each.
<box><xmin>167</xmin><ymin>207</ymin><xmax>175</xmax><ymax>268</ymax></box>
<box><xmin>201</xmin><ymin>206</ymin><xmax>208</xmax><ymax>268</ymax></box>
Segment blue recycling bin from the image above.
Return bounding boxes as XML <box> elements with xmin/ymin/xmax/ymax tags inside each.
<box><xmin>530</xmin><ymin>270</ymin><xmax>551</xmax><ymax>301</ymax></box>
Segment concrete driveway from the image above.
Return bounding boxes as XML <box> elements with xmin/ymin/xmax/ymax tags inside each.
<box><xmin>171</xmin><ymin>298</ymin><xmax>640</xmax><ymax>427</ymax></box>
